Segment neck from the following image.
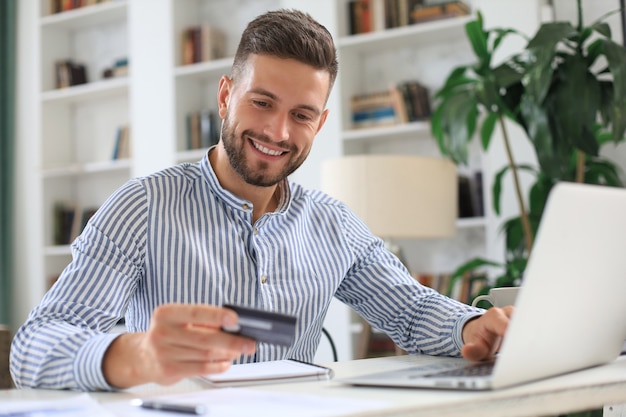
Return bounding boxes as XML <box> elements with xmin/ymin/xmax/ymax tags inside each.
<box><xmin>208</xmin><ymin>146</ymin><xmax>281</xmax><ymax>222</ymax></box>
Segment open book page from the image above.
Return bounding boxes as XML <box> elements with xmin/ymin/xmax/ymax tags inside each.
<box><xmin>196</xmin><ymin>359</ymin><xmax>334</xmax><ymax>387</ymax></box>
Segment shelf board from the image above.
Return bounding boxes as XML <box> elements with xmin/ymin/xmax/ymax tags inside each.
<box><xmin>176</xmin><ymin>149</ymin><xmax>208</xmax><ymax>164</ymax></box>
<box><xmin>44</xmin><ymin>245</ymin><xmax>72</xmax><ymax>257</ymax></box>
<box><xmin>342</xmin><ymin>121</ymin><xmax>432</xmax><ymax>143</ymax></box>
<box><xmin>338</xmin><ymin>15</ymin><xmax>472</xmax><ymax>53</ymax></box>
<box><xmin>84</xmin><ymin>158</ymin><xmax>132</xmax><ymax>173</ymax></box>
<box><xmin>174</xmin><ymin>58</ymin><xmax>234</xmax><ymax>82</ymax></box>
<box><xmin>40</xmin><ymin>1</ymin><xmax>127</xmax><ymax>30</ymax></box>
<box><xmin>41</xmin><ymin>77</ymin><xmax>129</xmax><ymax>105</ymax></box>
<box><xmin>456</xmin><ymin>217</ymin><xmax>487</xmax><ymax>229</ymax></box>
<box><xmin>42</xmin><ymin>158</ymin><xmax>131</xmax><ymax>179</ymax></box>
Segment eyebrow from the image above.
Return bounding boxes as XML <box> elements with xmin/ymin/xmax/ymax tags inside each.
<box><xmin>249</xmin><ymin>87</ymin><xmax>322</xmax><ymax>117</ymax></box>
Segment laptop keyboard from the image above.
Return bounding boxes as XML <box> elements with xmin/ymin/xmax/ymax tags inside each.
<box><xmin>424</xmin><ymin>361</ymin><xmax>495</xmax><ymax>378</ymax></box>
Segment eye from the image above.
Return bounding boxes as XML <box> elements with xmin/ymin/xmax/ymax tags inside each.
<box><xmin>252</xmin><ymin>99</ymin><xmax>270</xmax><ymax>108</ymax></box>
<box><xmin>293</xmin><ymin>112</ymin><xmax>312</xmax><ymax>122</ymax></box>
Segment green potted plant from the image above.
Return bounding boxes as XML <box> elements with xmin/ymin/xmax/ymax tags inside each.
<box><xmin>431</xmin><ymin>0</ymin><xmax>626</xmax><ymax>300</ymax></box>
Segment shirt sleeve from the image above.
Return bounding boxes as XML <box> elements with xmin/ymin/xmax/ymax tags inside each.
<box><xmin>332</xmin><ymin>203</ymin><xmax>485</xmax><ymax>356</ymax></box>
<box><xmin>10</xmin><ymin>180</ymin><xmax>148</xmax><ymax>391</ymax></box>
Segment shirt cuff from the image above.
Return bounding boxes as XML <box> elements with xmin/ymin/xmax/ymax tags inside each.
<box><xmin>452</xmin><ymin>310</ymin><xmax>485</xmax><ymax>354</ymax></box>
<box><xmin>74</xmin><ymin>332</ymin><xmax>123</xmax><ymax>391</ymax></box>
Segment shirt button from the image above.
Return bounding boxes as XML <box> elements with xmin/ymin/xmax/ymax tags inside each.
<box><xmin>242</xmin><ymin>203</ymin><xmax>250</xmax><ymax>210</ymax></box>
<box><xmin>261</xmin><ymin>275</ymin><xmax>268</xmax><ymax>284</ymax></box>
<box><xmin>253</xmin><ymin>228</ymin><xmax>259</xmax><ymax>235</ymax></box>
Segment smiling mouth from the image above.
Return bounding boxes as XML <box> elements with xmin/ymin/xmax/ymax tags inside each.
<box><xmin>251</xmin><ymin>139</ymin><xmax>286</xmax><ymax>156</ymax></box>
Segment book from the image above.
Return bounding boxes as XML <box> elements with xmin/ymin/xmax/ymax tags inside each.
<box><xmin>389</xmin><ymin>85</ymin><xmax>409</xmax><ymax>124</ymax></box>
<box><xmin>111</xmin><ymin>125</ymin><xmax>131</xmax><ymax>160</ymax></box>
<box><xmin>53</xmin><ymin>203</ymin><xmax>76</xmax><ymax>245</ymax></box>
<box><xmin>49</xmin><ymin>0</ymin><xmax>112</xmax><ymax>14</ymax></box>
<box><xmin>197</xmin><ymin>359</ymin><xmax>333</xmax><ymax>387</ymax></box>
<box><xmin>458</xmin><ymin>174</ymin><xmax>474</xmax><ymax>218</ymax></box>
<box><xmin>187</xmin><ymin>112</ymin><xmax>201</xmax><ymax>150</ymax></box>
<box><xmin>381</xmin><ymin>0</ymin><xmax>426</xmax><ymax>28</ymax></box>
<box><xmin>201</xmin><ymin>25</ymin><xmax>226</xmax><ymax>61</ymax></box>
<box><xmin>373</xmin><ymin>0</ymin><xmax>468</xmax><ymax>29</ymax></box>
<box><xmin>351</xmin><ymin>91</ymin><xmax>399</xmax><ymax>128</ymax></box>
<box><xmin>181</xmin><ymin>25</ymin><xmax>226</xmax><ymax>65</ymax></box>
<box><xmin>348</xmin><ymin>0</ymin><xmax>373</xmax><ymax>35</ymax></box>
<box><xmin>186</xmin><ymin>110</ymin><xmax>219</xmax><ymax>150</ymax></box>
<box><xmin>405</xmin><ymin>81</ymin><xmax>431</xmax><ymax>121</ymax></box>
<box><xmin>54</xmin><ymin>60</ymin><xmax>87</xmax><ymax>89</ymax></box>
<box><xmin>371</xmin><ymin>0</ymin><xmax>386</xmax><ymax>32</ymax></box>
<box><xmin>410</xmin><ymin>1</ymin><xmax>470</xmax><ymax>24</ymax></box>
<box><xmin>102</xmin><ymin>58</ymin><xmax>129</xmax><ymax>79</ymax></box>
<box><xmin>181</xmin><ymin>28</ymin><xmax>195</xmax><ymax>65</ymax></box>
<box><xmin>457</xmin><ymin>172</ymin><xmax>484</xmax><ymax>218</ymax></box>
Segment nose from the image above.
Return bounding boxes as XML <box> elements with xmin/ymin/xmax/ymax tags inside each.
<box><xmin>263</xmin><ymin>111</ymin><xmax>290</xmax><ymax>142</ymax></box>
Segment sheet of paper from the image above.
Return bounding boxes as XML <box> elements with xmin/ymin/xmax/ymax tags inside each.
<box><xmin>0</xmin><ymin>393</ymin><xmax>115</xmax><ymax>417</ymax></box>
<box><xmin>105</xmin><ymin>387</ymin><xmax>390</xmax><ymax>417</ymax></box>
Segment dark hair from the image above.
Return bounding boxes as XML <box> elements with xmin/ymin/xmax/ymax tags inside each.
<box><xmin>232</xmin><ymin>9</ymin><xmax>338</xmax><ymax>92</ymax></box>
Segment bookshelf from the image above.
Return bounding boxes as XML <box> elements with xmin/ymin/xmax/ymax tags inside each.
<box><xmin>36</xmin><ymin>0</ymin><xmax>131</xmax><ymax>296</ymax></box>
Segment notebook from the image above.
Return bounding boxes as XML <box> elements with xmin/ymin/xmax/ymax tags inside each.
<box><xmin>196</xmin><ymin>359</ymin><xmax>333</xmax><ymax>387</ymax></box>
<box><xmin>342</xmin><ymin>182</ymin><xmax>626</xmax><ymax>390</ymax></box>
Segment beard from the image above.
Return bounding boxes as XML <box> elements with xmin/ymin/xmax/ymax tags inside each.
<box><xmin>221</xmin><ymin>113</ymin><xmax>310</xmax><ymax>187</ymax></box>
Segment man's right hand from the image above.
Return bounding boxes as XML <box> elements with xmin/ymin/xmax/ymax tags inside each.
<box><xmin>103</xmin><ymin>304</ymin><xmax>257</xmax><ymax>389</ymax></box>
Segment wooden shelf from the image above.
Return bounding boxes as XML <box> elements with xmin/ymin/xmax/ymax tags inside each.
<box><xmin>40</xmin><ymin>1</ymin><xmax>127</xmax><ymax>30</ymax></box>
<box><xmin>41</xmin><ymin>77</ymin><xmax>129</xmax><ymax>105</ymax></box>
<box><xmin>174</xmin><ymin>58</ymin><xmax>234</xmax><ymax>82</ymax></box>
<box><xmin>337</xmin><ymin>15</ymin><xmax>471</xmax><ymax>53</ymax></box>
<box><xmin>342</xmin><ymin>121</ymin><xmax>432</xmax><ymax>142</ymax></box>
<box><xmin>42</xmin><ymin>159</ymin><xmax>131</xmax><ymax>179</ymax></box>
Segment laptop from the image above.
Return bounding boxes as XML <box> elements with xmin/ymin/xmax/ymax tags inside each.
<box><xmin>342</xmin><ymin>182</ymin><xmax>626</xmax><ymax>390</ymax></box>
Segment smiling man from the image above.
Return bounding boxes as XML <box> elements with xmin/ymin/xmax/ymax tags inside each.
<box><xmin>10</xmin><ymin>9</ymin><xmax>511</xmax><ymax>392</ymax></box>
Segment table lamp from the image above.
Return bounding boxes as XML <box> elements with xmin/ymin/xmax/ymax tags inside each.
<box><xmin>321</xmin><ymin>154</ymin><xmax>457</xmax><ymax>245</ymax></box>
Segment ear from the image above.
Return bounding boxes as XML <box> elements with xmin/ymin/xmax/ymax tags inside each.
<box><xmin>217</xmin><ymin>75</ymin><xmax>232</xmax><ymax>119</ymax></box>
<box><xmin>316</xmin><ymin>108</ymin><xmax>330</xmax><ymax>134</ymax></box>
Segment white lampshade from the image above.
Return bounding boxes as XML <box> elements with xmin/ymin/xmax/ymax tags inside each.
<box><xmin>321</xmin><ymin>155</ymin><xmax>457</xmax><ymax>239</ymax></box>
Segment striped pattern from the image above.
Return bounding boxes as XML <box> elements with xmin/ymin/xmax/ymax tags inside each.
<box><xmin>10</xmin><ymin>155</ymin><xmax>482</xmax><ymax>391</ymax></box>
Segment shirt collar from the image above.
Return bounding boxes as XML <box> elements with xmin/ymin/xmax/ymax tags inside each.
<box><xmin>201</xmin><ymin>147</ymin><xmax>291</xmax><ymax>214</ymax></box>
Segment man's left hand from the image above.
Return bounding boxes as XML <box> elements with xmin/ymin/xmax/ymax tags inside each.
<box><xmin>461</xmin><ymin>306</ymin><xmax>514</xmax><ymax>361</ymax></box>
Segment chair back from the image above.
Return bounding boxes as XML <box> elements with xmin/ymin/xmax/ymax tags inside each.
<box><xmin>0</xmin><ymin>325</ymin><xmax>13</xmax><ymax>388</ymax></box>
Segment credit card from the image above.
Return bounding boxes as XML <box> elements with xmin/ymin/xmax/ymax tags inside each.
<box><xmin>222</xmin><ymin>304</ymin><xmax>297</xmax><ymax>347</ymax></box>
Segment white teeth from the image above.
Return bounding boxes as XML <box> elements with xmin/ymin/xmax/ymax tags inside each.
<box><xmin>253</xmin><ymin>141</ymin><xmax>283</xmax><ymax>156</ymax></box>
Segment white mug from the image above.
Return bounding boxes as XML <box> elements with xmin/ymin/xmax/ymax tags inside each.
<box><xmin>471</xmin><ymin>287</ymin><xmax>520</xmax><ymax>308</ymax></box>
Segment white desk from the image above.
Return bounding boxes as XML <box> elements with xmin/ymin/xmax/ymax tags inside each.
<box><xmin>3</xmin><ymin>355</ymin><xmax>626</xmax><ymax>417</ymax></box>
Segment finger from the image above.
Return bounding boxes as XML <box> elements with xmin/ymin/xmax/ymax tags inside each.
<box><xmin>153</xmin><ymin>304</ymin><xmax>239</xmax><ymax>328</ymax></box>
<box><xmin>484</xmin><ymin>307</ymin><xmax>511</xmax><ymax>333</ymax></box>
<box><xmin>149</xmin><ymin>324</ymin><xmax>256</xmax><ymax>355</ymax></box>
<box><xmin>151</xmin><ymin>342</ymin><xmax>246</xmax><ymax>363</ymax></box>
<box><xmin>461</xmin><ymin>341</ymin><xmax>491</xmax><ymax>361</ymax></box>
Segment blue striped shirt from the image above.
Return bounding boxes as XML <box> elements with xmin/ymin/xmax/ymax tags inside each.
<box><xmin>11</xmin><ymin>154</ymin><xmax>482</xmax><ymax>391</ymax></box>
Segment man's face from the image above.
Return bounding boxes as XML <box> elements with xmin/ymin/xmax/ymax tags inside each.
<box><xmin>218</xmin><ymin>54</ymin><xmax>330</xmax><ymax>187</ymax></box>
